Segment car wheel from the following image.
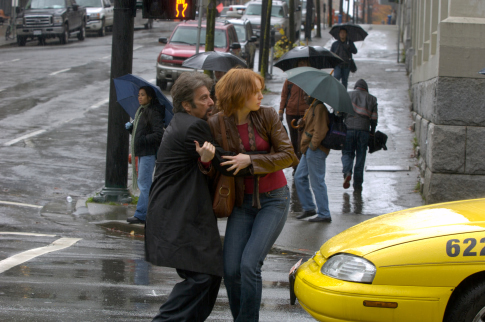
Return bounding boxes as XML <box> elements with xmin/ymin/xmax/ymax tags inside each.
<box><xmin>59</xmin><ymin>23</ymin><xmax>69</xmax><ymax>44</ymax></box>
<box><xmin>17</xmin><ymin>35</ymin><xmax>26</xmax><ymax>46</ymax></box>
<box><xmin>38</xmin><ymin>37</ymin><xmax>46</xmax><ymax>45</ymax></box>
<box><xmin>98</xmin><ymin>20</ymin><xmax>106</xmax><ymax>37</ymax></box>
<box><xmin>444</xmin><ymin>278</ymin><xmax>485</xmax><ymax>322</ymax></box>
<box><xmin>78</xmin><ymin>22</ymin><xmax>86</xmax><ymax>40</ymax></box>
<box><xmin>157</xmin><ymin>79</ymin><xmax>167</xmax><ymax>90</ymax></box>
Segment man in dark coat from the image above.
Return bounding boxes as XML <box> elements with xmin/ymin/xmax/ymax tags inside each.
<box><xmin>330</xmin><ymin>27</ymin><xmax>357</xmax><ymax>89</ymax></box>
<box><xmin>145</xmin><ymin>72</ymin><xmax>248</xmax><ymax>321</ymax></box>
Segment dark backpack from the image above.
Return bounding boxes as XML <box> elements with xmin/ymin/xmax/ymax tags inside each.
<box><xmin>321</xmin><ymin>113</ymin><xmax>347</xmax><ymax>150</ymax></box>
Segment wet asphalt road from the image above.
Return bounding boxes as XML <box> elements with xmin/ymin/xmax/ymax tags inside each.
<box><xmin>0</xmin><ymin>21</ymin><xmax>318</xmax><ymax>321</ymax></box>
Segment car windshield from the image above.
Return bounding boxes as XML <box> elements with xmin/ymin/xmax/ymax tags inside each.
<box><xmin>245</xmin><ymin>4</ymin><xmax>284</xmax><ymax>17</ymax></box>
<box><xmin>233</xmin><ymin>25</ymin><xmax>246</xmax><ymax>41</ymax></box>
<box><xmin>170</xmin><ymin>26</ymin><xmax>227</xmax><ymax>48</ymax></box>
<box><xmin>27</xmin><ymin>0</ymin><xmax>66</xmax><ymax>9</ymax></box>
<box><xmin>76</xmin><ymin>0</ymin><xmax>102</xmax><ymax>7</ymax></box>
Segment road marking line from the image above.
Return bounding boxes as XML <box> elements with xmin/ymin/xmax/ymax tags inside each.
<box><xmin>148</xmin><ymin>79</ymin><xmax>156</xmax><ymax>83</ymax></box>
<box><xmin>0</xmin><ymin>201</ymin><xmax>42</xmax><ymax>209</ymax></box>
<box><xmin>133</xmin><ymin>46</ymin><xmax>143</xmax><ymax>51</ymax></box>
<box><xmin>102</xmin><ymin>55</ymin><xmax>111</xmax><ymax>59</ymax></box>
<box><xmin>50</xmin><ymin>68</ymin><xmax>71</xmax><ymax>76</ymax></box>
<box><xmin>0</xmin><ymin>232</ymin><xmax>56</xmax><ymax>237</ymax></box>
<box><xmin>0</xmin><ymin>59</ymin><xmax>20</xmax><ymax>65</ymax></box>
<box><xmin>90</xmin><ymin>98</ymin><xmax>109</xmax><ymax>109</ymax></box>
<box><xmin>0</xmin><ymin>89</ymin><xmax>4</xmax><ymax>92</ymax></box>
<box><xmin>4</xmin><ymin>129</ymin><xmax>47</xmax><ymax>146</ymax></box>
<box><xmin>0</xmin><ymin>237</ymin><xmax>82</xmax><ymax>274</ymax></box>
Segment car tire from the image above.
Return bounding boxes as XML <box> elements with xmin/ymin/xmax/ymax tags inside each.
<box><xmin>444</xmin><ymin>278</ymin><xmax>485</xmax><ymax>322</ymax></box>
<box><xmin>98</xmin><ymin>20</ymin><xmax>106</xmax><ymax>37</ymax></box>
<box><xmin>17</xmin><ymin>35</ymin><xmax>26</xmax><ymax>46</ymax></box>
<box><xmin>38</xmin><ymin>37</ymin><xmax>46</xmax><ymax>45</ymax></box>
<box><xmin>78</xmin><ymin>22</ymin><xmax>86</xmax><ymax>40</ymax></box>
<box><xmin>156</xmin><ymin>79</ymin><xmax>167</xmax><ymax>91</ymax></box>
<box><xmin>59</xmin><ymin>23</ymin><xmax>69</xmax><ymax>44</ymax></box>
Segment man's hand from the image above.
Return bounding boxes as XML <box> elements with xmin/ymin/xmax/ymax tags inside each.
<box><xmin>221</xmin><ymin>153</ymin><xmax>251</xmax><ymax>175</ymax></box>
<box><xmin>195</xmin><ymin>141</ymin><xmax>215</xmax><ymax>163</ymax></box>
<box><xmin>279</xmin><ymin>113</ymin><xmax>284</xmax><ymax>122</ymax></box>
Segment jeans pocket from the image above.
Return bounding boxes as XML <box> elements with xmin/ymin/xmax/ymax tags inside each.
<box><xmin>265</xmin><ymin>186</ymin><xmax>288</xmax><ymax>199</ymax></box>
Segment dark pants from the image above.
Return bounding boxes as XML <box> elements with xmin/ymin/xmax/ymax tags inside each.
<box><xmin>341</xmin><ymin>130</ymin><xmax>370</xmax><ymax>189</ymax></box>
<box><xmin>334</xmin><ymin>65</ymin><xmax>351</xmax><ymax>89</ymax></box>
<box><xmin>152</xmin><ymin>269</ymin><xmax>222</xmax><ymax>322</ymax></box>
<box><xmin>286</xmin><ymin>114</ymin><xmax>302</xmax><ymax>160</ymax></box>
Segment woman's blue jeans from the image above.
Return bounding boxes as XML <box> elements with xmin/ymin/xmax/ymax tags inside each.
<box><xmin>134</xmin><ymin>154</ymin><xmax>156</xmax><ymax>221</ymax></box>
<box><xmin>341</xmin><ymin>130</ymin><xmax>370</xmax><ymax>189</ymax></box>
<box><xmin>294</xmin><ymin>148</ymin><xmax>331</xmax><ymax>219</ymax></box>
<box><xmin>334</xmin><ymin>65</ymin><xmax>351</xmax><ymax>89</ymax></box>
<box><xmin>223</xmin><ymin>186</ymin><xmax>290</xmax><ymax>322</ymax></box>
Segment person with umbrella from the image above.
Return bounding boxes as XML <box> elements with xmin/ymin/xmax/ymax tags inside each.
<box><xmin>330</xmin><ymin>27</ymin><xmax>358</xmax><ymax>89</ymax></box>
<box><xmin>341</xmin><ymin>79</ymin><xmax>378</xmax><ymax>192</ymax></box>
<box><xmin>293</xmin><ymin>93</ymin><xmax>332</xmax><ymax>223</ymax></box>
<box><xmin>279</xmin><ymin>59</ymin><xmax>311</xmax><ymax>169</ymax></box>
<box><xmin>125</xmin><ymin>86</ymin><xmax>165</xmax><ymax>224</ymax></box>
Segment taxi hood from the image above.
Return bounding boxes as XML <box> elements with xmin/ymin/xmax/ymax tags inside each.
<box><xmin>321</xmin><ymin>198</ymin><xmax>485</xmax><ymax>258</ymax></box>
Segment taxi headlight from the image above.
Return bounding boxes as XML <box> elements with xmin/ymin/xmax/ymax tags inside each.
<box><xmin>321</xmin><ymin>254</ymin><xmax>376</xmax><ymax>283</ymax></box>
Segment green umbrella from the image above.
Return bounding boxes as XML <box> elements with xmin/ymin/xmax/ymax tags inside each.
<box><xmin>285</xmin><ymin>67</ymin><xmax>354</xmax><ymax>115</ymax></box>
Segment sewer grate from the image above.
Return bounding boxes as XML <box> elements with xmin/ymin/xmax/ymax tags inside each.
<box><xmin>365</xmin><ymin>165</ymin><xmax>410</xmax><ymax>172</ymax></box>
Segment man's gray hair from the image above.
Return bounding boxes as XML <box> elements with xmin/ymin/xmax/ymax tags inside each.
<box><xmin>171</xmin><ymin>72</ymin><xmax>214</xmax><ymax>113</ymax></box>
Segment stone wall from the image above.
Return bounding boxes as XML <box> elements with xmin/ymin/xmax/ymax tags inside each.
<box><xmin>411</xmin><ymin>76</ymin><xmax>485</xmax><ymax>204</ymax></box>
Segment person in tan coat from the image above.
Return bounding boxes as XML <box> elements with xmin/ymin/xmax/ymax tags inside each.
<box><xmin>294</xmin><ymin>96</ymin><xmax>332</xmax><ymax>222</ymax></box>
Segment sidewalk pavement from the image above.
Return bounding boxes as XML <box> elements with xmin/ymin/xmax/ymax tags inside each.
<box><xmin>0</xmin><ymin>23</ymin><xmax>18</xmax><ymax>47</ymax></box>
<box><xmin>79</xmin><ymin>24</ymin><xmax>423</xmax><ymax>256</ymax></box>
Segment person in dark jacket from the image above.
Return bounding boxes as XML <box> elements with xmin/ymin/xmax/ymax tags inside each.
<box><xmin>341</xmin><ymin>79</ymin><xmax>378</xmax><ymax>192</ymax></box>
<box><xmin>126</xmin><ymin>86</ymin><xmax>165</xmax><ymax>224</ymax></box>
<box><xmin>145</xmin><ymin>72</ymin><xmax>250</xmax><ymax>322</ymax></box>
<box><xmin>330</xmin><ymin>27</ymin><xmax>357</xmax><ymax>89</ymax></box>
<box><xmin>279</xmin><ymin>59</ymin><xmax>311</xmax><ymax>166</ymax></box>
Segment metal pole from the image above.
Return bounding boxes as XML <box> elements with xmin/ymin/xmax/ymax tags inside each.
<box><xmin>196</xmin><ymin>0</ymin><xmax>203</xmax><ymax>54</ymax></box>
<box><xmin>397</xmin><ymin>0</ymin><xmax>400</xmax><ymax>63</ymax></box>
<box><xmin>94</xmin><ymin>0</ymin><xmax>134</xmax><ymax>203</ymax></box>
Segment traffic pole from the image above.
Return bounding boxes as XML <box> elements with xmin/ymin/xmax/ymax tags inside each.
<box><xmin>94</xmin><ymin>0</ymin><xmax>135</xmax><ymax>203</ymax></box>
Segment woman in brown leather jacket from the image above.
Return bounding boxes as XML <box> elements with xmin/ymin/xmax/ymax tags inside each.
<box><xmin>208</xmin><ymin>68</ymin><xmax>298</xmax><ymax>321</ymax></box>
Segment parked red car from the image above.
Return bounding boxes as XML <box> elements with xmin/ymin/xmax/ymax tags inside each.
<box><xmin>156</xmin><ymin>20</ymin><xmax>241</xmax><ymax>90</ymax></box>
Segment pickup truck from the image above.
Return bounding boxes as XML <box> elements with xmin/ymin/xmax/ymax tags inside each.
<box><xmin>15</xmin><ymin>0</ymin><xmax>87</xmax><ymax>46</ymax></box>
<box><xmin>76</xmin><ymin>0</ymin><xmax>113</xmax><ymax>37</ymax></box>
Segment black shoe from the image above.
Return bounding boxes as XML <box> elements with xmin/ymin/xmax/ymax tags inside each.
<box><xmin>296</xmin><ymin>209</ymin><xmax>316</xmax><ymax>220</ymax></box>
<box><xmin>308</xmin><ymin>216</ymin><xmax>332</xmax><ymax>223</ymax></box>
<box><xmin>127</xmin><ymin>216</ymin><xmax>145</xmax><ymax>224</ymax></box>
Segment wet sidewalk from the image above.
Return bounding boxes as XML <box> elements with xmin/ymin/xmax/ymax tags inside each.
<box><xmin>81</xmin><ymin>24</ymin><xmax>423</xmax><ymax>255</ymax></box>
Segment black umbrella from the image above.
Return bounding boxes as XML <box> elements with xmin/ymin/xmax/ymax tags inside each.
<box><xmin>274</xmin><ymin>46</ymin><xmax>344</xmax><ymax>71</ymax></box>
<box><xmin>330</xmin><ymin>23</ymin><xmax>368</xmax><ymax>42</ymax></box>
<box><xmin>182</xmin><ymin>51</ymin><xmax>247</xmax><ymax>72</ymax></box>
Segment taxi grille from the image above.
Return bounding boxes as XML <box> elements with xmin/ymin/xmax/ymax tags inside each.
<box><xmin>25</xmin><ymin>15</ymin><xmax>51</xmax><ymax>26</ymax></box>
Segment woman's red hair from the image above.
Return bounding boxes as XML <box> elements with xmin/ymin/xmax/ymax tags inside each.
<box><xmin>215</xmin><ymin>68</ymin><xmax>265</xmax><ymax>116</ymax></box>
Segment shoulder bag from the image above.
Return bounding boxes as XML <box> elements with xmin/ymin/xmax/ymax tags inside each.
<box><xmin>212</xmin><ymin>113</ymin><xmax>236</xmax><ymax>218</ymax></box>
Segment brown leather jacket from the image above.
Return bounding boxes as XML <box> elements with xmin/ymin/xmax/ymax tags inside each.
<box><xmin>208</xmin><ymin>106</ymin><xmax>299</xmax><ymax>207</ymax></box>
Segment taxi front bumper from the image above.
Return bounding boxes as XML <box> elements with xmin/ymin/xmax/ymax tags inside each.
<box><xmin>293</xmin><ymin>260</ymin><xmax>453</xmax><ymax>322</ymax></box>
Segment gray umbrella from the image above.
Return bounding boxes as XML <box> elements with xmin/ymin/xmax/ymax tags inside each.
<box><xmin>182</xmin><ymin>51</ymin><xmax>247</xmax><ymax>72</ymax></box>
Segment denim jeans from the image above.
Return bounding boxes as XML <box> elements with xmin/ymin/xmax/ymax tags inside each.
<box><xmin>341</xmin><ymin>130</ymin><xmax>370</xmax><ymax>189</ymax></box>
<box><xmin>294</xmin><ymin>148</ymin><xmax>331</xmax><ymax>219</ymax></box>
<box><xmin>134</xmin><ymin>154</ymin><xmax>156</xmax><ymax>221</ymax></box>
<box><xmin>223</xmin><ymin>186</ymin><xmax>290</xmax><ymax>322</ymax></box>
<box><xmin>334</xmin><ymin>65</ymin><xmax>351</xmax><ymax>89</ymax></box>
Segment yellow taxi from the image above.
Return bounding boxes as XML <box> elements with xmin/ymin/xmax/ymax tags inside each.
<box><xmin>291</xmin><ymin>198</ymin><xmax>485</xmax><ymax>322</ymax></box>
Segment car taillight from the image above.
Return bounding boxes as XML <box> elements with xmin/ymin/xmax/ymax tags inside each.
<box><xmin>228</xmin><ymin>7</ymin><xmax>233</xmax><ymax>11</ymax></box>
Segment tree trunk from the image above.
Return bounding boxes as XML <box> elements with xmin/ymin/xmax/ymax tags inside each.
<box><xmin>328</xmin><ymin>0</ymin><xmax>332</xmax><ymax>28</ymax></box>
<box><xmin>289</xmin><ymin>0</ymin><xmax>295</xmax><ymax>43</ymax></box>
<box><xmin>204</xmin><ymin>0</ymin><xmax>216</xmax><ymax>78</ymax></box>
<box><xmin>315</xmin><ymin>0</ymin><xmax>321</xmax><ymax>38</ymax></box>
<box><xmin>260</xmin><ymin>0</ymin><xmax>272</xmax><ymax>78</ymax></box>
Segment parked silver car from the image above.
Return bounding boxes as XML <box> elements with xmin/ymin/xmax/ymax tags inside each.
<box><xmin>241</xmin><ymin>0</ymin><xmax>290</xmax><ymax>42</ymax></box>
<box><xmin>227</xmin><ymin>18</ymin><xmax>258</xmax><ymax>69</ymax></box>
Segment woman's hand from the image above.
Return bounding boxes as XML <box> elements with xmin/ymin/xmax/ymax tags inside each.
<box><xmin>221</xmin><ymin>154</ymin><xmax>251</xmax><ymax>175</ymax></box>
<box><xmin>195</xmin><ymin>141</ymin><xmax>215</xmax><ymax>163</ymax></box>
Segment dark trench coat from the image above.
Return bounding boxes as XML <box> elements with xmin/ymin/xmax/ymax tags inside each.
<box><xmin>145</xmin><ymin>112</ymin><xmax>248</xmax><ymax>277</ymax></box>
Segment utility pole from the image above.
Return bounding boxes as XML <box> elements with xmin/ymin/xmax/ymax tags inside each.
<box><xmin>94</xmin><ymin>0</ymin><xmax>134</xmax><ymax>203</ymax></box>
<box><xmin>346</xmin><ymin>0</ymin><xmax>350</xmax><ymax>22</ymax></box>
<box><xmin>315</xmin><ymin>0</ymin><xmax>321</xmax><ymax>37</ymax></box>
